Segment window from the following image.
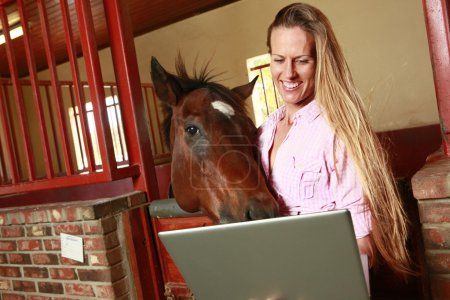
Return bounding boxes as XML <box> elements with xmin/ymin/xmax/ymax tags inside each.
<box><xmin>68</xmin><ymin>95</ymin><xmax>128</xmax><ymax>171</ymax></box>
<box><xmin>246</xmin><ymin>54</ymin><xmax>283</xmax><ymax>127</ymax></box>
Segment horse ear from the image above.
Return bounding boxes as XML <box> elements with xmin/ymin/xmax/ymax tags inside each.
<box><xmin>150</xmin><ymin>57</ymin><xmax>183</xmax><ymax>106</ymax></box>
<box><xmin>231</xmin><ymin>76</ymin><xmax>259</xmax><ymax>100</ymax></box>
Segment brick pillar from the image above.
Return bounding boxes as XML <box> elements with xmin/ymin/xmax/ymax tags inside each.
<box><xmin>0</xmin><ymin>192</ymin><xmax>147</xmax><ymax>299</ymax></box>
<box><xmin>414</xmin><ymin>0</ymin><xmax>450</xmax><ymax>297</ymax></box>
<box><xmin>412</xmin><ymin>151</ymin><xmax>450</xmax><ymax>299</ymax></box>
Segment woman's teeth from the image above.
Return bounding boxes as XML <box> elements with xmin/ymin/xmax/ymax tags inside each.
<box><xmin>283</xmin><ymin>81</ymin><xmax>300</xmax><ymax>89</ymax></box>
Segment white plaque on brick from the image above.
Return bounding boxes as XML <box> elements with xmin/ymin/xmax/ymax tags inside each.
<box><xmin>61</xmin><ymin>233</ymin><xmax>84</xmax><ymax>262</ymax></box>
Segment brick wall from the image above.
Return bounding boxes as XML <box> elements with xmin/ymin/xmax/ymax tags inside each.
<box><xmin>412</xmin><ymin>151</ymin><xmax>450</xmax><ymax>300</ymax></box>
<box><xmin>0</xmin><ymin>192</ymin><xmax>147</xmax><ymax>299</ymax></box>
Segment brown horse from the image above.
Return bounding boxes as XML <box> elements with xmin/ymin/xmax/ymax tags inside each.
<box><xmin>150</xmin><ymin>56</ymin><xmax>279</xmax><ymax>223</ymax></box>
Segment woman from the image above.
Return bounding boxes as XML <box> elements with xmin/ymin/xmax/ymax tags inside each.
<box><xmin>258</xmin><ymin>2</ymin><xmax>411</xmax><ymax>277</ymax></box>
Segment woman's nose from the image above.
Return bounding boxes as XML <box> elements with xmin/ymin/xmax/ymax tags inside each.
<box><xmin>285</xmin><ymin>62</ymin><xmax>296</xmax><ymax>78</ymax></box>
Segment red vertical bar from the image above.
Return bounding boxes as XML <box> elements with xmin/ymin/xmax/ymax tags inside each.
<box><xmin>2</xmin><ymin>84</ymin><xmax>20</xmax><ymax>180</ymax></box>
<box><xmin>0</xmin><ymin>85</ymin><xmax>19</xmax><ymax>183</ymax></box>
<box><xmin>17</xmin><ymin>0</ymin><xmax>54</xmax><ymax>179</ymax></box>
<box><xmin>67</xmin><ymin>83</ymin><xmax>85</xmax><ymax>171</ymax></box>
<box><xmin>422</xmin><ymin>0</ymin><xmax>450</xmax><ymax>155</ymax></box>
<box><xmin>36</xmin><ymin>0</ymin><xmax>74</xmax><ymax>175</ymax></box>
<box><xmin>0</xmin><ymin>6</ymin><xmax>35</xmax><ymax>181</ymax></box>
<box><xmin>60</xmin><ymin>0</ymin><xmax>96</xmax><ymax>173</ymax></box>
<box><xmin>103</xmin><ymin>0</ymin><xmax>164</xmax><ymax>299</ymax></box>
<box><xmin>75</xmin><ymin>0</ymin><xmax>116</xmax><ymax>176</ymax></box>
<box><xmin>44</xmin><ymin>84</ymin><xmax>62</xmax><ymax>174</ymax></box>
<box><xmin>110</xmin><ymin>85</ymin><xmax>127</xmax><ymax>162</ymax></box>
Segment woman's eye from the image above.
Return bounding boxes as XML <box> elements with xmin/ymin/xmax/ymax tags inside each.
<box><xmin>185</xmin><ymin>125</ymin><xmax>200</xmax><ymax>136</ymax></box>
<box><xmin>296</xmin><ymin>59</ymin><xmax>308</xmax><ymax>64</ymax></box>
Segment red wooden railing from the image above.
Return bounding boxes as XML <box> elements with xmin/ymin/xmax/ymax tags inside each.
<box><xmin>0</xmin><ymin>79</ymin><xmax>169</xmax><ymax>194</ymax></box>
<box><xmin>0</xmin><ymin>0</ymin><xmax>168</xmax><ymax>298</ymax></box>
<box><xmin>0</xmin><ymin>0</ymin><xmax>168</xmax><ymax>196</ymax></box>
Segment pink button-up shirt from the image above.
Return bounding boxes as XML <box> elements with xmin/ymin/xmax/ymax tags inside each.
<box><xmin>258</xmin><ymin>100</ymin><xmax>371</xmax><ymax>238</ymax></box>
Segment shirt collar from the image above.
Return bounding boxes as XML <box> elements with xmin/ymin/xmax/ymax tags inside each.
<box><xmin>268</xmin><ymin>99</ymin><xmax>321</xmax><ymax>125</ymax></box>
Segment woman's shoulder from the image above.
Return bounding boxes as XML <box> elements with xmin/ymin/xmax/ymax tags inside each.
<box><xmin>299</xmin><ymin>101</ymin><xmax>334</xmax><ymax>136</ymax></box>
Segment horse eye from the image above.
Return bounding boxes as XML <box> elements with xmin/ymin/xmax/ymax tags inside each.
<box><xmin>185</xmin><ymin>125</ymin><xmax>200</xmax><ymax>136</ymax></box>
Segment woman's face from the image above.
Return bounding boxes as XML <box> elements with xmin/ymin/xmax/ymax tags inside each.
<box><xmin>270</xmin><ymin>26</ymin><xmax>316</xmax><ymax>108</ymax></box>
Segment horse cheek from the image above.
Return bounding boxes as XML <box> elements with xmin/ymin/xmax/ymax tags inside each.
<box><xmin>171</xmin><ymin>154</ymin><xmax>200</xmax><ymax>213</ymax></box>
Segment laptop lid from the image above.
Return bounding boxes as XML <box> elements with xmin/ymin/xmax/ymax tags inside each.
<box><xmin>158</xmin><ymin>209</ymin><xmax>370</xmax><ymax>300</ymax></box>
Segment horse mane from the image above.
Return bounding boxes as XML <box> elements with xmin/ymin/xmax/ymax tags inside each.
<box><xmin>160</xmin><ymin>56</ymin><xmax>250</xmax><ymax>148</ymax></box>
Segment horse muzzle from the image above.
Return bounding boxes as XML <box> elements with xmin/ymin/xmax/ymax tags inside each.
<box><xmin>218</xmin><ymin>196</ymin><xmax>280</xmax><ymax>224</ymax></box>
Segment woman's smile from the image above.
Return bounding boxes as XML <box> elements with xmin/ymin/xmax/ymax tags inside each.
<box><xmin>282</xmin><ymin>80</ymin><xmax>301</xmax><ymax>90</ymax></box>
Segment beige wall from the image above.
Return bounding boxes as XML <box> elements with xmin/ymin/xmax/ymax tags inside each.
<box><xmin>51</xmin><ymin>0</ymin><xmax>439</xmax><ymax>132</ymax></box>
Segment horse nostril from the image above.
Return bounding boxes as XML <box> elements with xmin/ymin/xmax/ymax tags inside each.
<box><xmin>246</xmin><ymin>199</ymin><xmax>278</xmax><ymax>221</ymax></box>
<box><xmin>245</xmin><ymin>209</ymin><xmax>252</xmax><ymax>221</ymax></box>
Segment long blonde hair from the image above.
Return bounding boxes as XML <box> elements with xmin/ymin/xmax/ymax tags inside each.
<box><xmin>267</xmin><ymin>3</ymin><xmax>412</xmax><ymax>277</ymax></box>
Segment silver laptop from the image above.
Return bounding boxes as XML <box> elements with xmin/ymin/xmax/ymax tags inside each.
<box><xmin>158</xmin><ymin>209</ymin><xmax>370</xmax><ymax>300</ymax></box>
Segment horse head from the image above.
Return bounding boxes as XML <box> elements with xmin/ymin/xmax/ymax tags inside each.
<box><xmin>150</xmin><ymin>56</ymin><xmax>279</xmax><ymax>223</ymax></box>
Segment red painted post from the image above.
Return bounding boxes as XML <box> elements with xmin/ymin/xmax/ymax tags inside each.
<box><xmin>102</xmin><ymin>0</ymin><xmax>164</xmax><ymax>298</ymax></box>
<box><xmin>102</xmin><ymin>0</ymin><xmax>161</xmax><ymax>197</ymax></box>
<box><xmin>102</xmin><ymin>0</ymin><xmax>158</xmax><ymax>184</ymax></box>
<box><xmin>422</xmin><ymin>0</ymin><xmax>450</xmax><ymax>155</ymax></box>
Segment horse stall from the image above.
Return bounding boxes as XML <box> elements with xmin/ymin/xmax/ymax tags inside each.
<box><xmin>0</xmin><ymin>0</ymin><xmax>449</xmax><ymax>300</ymax></box>
<box><xmin>0</xmin><ymin>0</ymin><xmax>234</xmax><ymax>299</ymax></box>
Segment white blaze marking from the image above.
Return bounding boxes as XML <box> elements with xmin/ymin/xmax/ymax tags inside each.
<box><xmin>212</xmin><ymin>101</ymin><xmax>235</xmax><ymax>118</ymax></box>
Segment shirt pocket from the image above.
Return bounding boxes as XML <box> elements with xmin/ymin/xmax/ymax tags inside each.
<box><xmin>298</xmin><ymin>162</ymin><xmax>322</xmax><ymax>199</ymax></box>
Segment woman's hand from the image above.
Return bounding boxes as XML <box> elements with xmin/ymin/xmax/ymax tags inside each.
<box><xmin>357</xmin><ymin>234</ymin><xmax>375</xmax><ymax>267</ymax></box>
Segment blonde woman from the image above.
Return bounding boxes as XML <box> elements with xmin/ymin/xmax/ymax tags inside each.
<box><xmin>258</xmin><ymin>2</ymin><xmax>411</xmax><ymax>277</ymax></box>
